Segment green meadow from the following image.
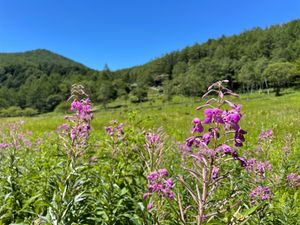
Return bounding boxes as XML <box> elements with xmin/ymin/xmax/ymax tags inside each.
<box><xmin>2</xmin><ymin>90</ymin><xmax>300</xmax><ymax>144</ymax></box>
<box><xmin>0</xmin><ymin>89</ymin><xmax>299</xmax><ymax>224</ymax></box>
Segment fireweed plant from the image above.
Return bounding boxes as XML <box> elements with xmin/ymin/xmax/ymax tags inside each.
<box><xmin>158</xmin><ymin>80</ymin><xmax>274</xmax><ymax>224</ymax></box>
<box><xmin>39</xmin><ymin>84</ymin><xmax>94</xmax><ymax>224</ymax></box>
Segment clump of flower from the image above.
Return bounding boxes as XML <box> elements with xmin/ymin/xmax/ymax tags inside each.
<box><xmin>282</xmin><ymin>134</ymin><xmax>293</xmax><ymax>155</ymax></box>
<box><xmin>176</xmin><ymin>80</ymin><xmax>251</xmax><ymax>224</ymax></box>
<box><xmin>259</xmin><ymin>130</ymin><xmax>273</xmax><ymax>141</ymax></box>
<box><xmin>255</xmin><ymin>129</ymin><xmax>274</xmax><ymax>155</ymax></box>
<box><xmin>286</xmin><ymin>173</ymin><xmax>300</xmax><ymax>188</ymax></box>
<box><xmin>142</xmin><ymin>130</ymin><xmax>165</xmax><ymax>171</ymax></box>
<box><xmin>0</xmin><ymin>121</ymin><xmax>41</xmax><ymax>150</ymax></box>
<box><xmin>250</xmin><ymin>186</ymin><xmax>272</xmax><ymax>205</ymax></box>
<box><xmin>105</xmin><ymin>120</ymin><xmax>125</xmax><ymax>139</ymax></box>
<box><xmin>246</xmin><ymin>159</ymin><xmax>272</xmax><ymax>179</ymax></box>
<box><xmin>144</xmin><ymin>169</ymin><xmax>174</xmax><ymax>210</ymax></box>
<box><xmin>58</xmin><ymin>84</ymin><xmax>93</xmax><ymax>158</ymax></box>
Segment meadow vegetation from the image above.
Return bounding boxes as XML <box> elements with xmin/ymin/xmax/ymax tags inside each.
<box><xmin>0</xmin><ymin>83</ymin><xmax>299</xmax><ymax>224</ymax></box>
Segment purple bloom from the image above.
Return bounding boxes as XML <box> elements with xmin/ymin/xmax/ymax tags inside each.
<box><xmin>246</xmin><ymin>158</ymin><xmax>257</xmax><ymax>170</ymax></box>
<box><xmin>234</xmin><ymin>128</ymin><xmax>247</xmax><ymax>147</ymax></box>
<box><xmin>186</xmin><ymin>136</ymin><xmax>195</xmax><ymax>147</ymax></box>
<box><xmin>212</xmin><ymin>165</ymin><xmax>219</xmax><ymax>179</ymax></box>
<box><xmin>147</xmin><ymin>203</ymin><xmax>153</xmax><ymax>210</ymax></box>
<box><xmin>250</xmin><ymin>186</ymin><xmax>272</xmax><ymax>204</ymax></box>
<box><xmin>231</xmin><ymin>151</ymin><xmax>239</xmax><ymax>159</ymax></box>
<box><xmin>143</xmin><ymin>193</ymin><xmax>150</xmax><ymax>200</ymax></box>
<box><xmin>168</xmin><ymin>191</ymin><xmax>174</xmax><ymax>200</ymax></box>
<box><xmin>256</xmin><ymin>161</ymin><xmax>272</xmax><ymax>175</ymax></box>
<box><xmin>105</xmin><ymin>126</ymin><xmax>114</xmax><ymax>136</ymax></box>
<box><xmin>70</xmin><ymin>100</ymin><xmax>82</xmax><ymax>111</ymax></box>
<box><xmin>222</xmin><ymin>144</ymin><xmax>232</xmax><ymax>155</ymax></box>
<box><xmin>0</xmin><ymin>143</ymin><xmax>8</xmax><ymax>149</ymax></box>
<box><xmin>286</xmin><ymin>173</ymin><xmax>300</xmax><ymax>188</ymax></box>
<box><xmin>191</xmin><ymin>118</ymin><xmax>203</xmax><ymax>133</ymax></box>
<box><xmin>202</xmin><ymin>132</ymin><xmax>211</xmax><ymax>145</ymax></box>
<box><xmin>203</xmin><ymin>108</ymin><xmax>224</xmax><ymax>124</ymax></box>
<box><xmin>146</xmin><ymin>132</ymin><xmax>161</xmax><ymax>144</ymax></box>
<box><xmin>158</xmin><ymin>168</ymin><xmax>168</xmax><ymax>177</ymax></box>
<box><xmin>144</xmin><ymin>169</ymin><xmax>174</xmax><ymax>203</ymax></box>
<box><xmin>259</xmin><ymin>129</ymin><xmax>273</xmax><ymax>140</ymax></box>
<box><xmin>238</xmin><ymin>157</ymin><xmax>247</xmax><ymax>167</ymax></box>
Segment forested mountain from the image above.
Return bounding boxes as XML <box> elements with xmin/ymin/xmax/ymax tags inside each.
<box><xmin>0</xmin><ymin>49</ymin><xmax>96</xmax><ymax>113</ymax></box>
<box><xmin>114</xmin><ymin>19</ymin><xmax>300</xmax><ymax>98</ymax></box>
<box><xmin>1</xmin><ymin>19</ymin><xmax>300</xmax><ymax>114</ymax></box>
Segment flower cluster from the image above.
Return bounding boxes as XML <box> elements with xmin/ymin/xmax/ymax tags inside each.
<box><xmin>250</xmin><ymin>186</ymin><xmax>272</xmax><ymax>205</ymax></box>
<box><xmin>246</xmin><ymin>159</ymin><xmax>272</xmax><ymax>178</ymax></box>
<box><xmin>144</xmin><ymin>169</ymin><xmax>174</xmax><ymax>210</ymax></box>
<box><xmin>259</xmin><ymin>129</ymin><xmax>273</xmax><ymax>141</ymax></box>
<box><xmin>105</xmin><ymin>121</ymin><xmax>124</xmax><ymax>139</ymax></box>
<box><xmin>68</xmin><ymin>98</ymin><xmax>93</xmax><ymax>144</ymax></box>
<box><xmin>186</xmin><ymin>104</ymin><xmax>246</xmax><ymax>150</ymax></box>
<box><xmin>286</xmin><ymin>173</ymin><xmax>300</xmax><ymax>188</ymax></box>
<box><xmin>282</xmin><ymin>134</ymin><xmax>293</xmax><ymax>155</ymax></box>
<box><xmin>58</xmin><ymin>85</ymin><xmax>93</xmax><ymax>157</ymax></box>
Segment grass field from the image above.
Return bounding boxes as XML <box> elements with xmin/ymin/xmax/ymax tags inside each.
<box><xmin>2</xmin><ymin>90</ymin><xmax>300</xmax><ymax>143</ymax></box>
<box><xmin>0</xmin><ymin>89</ymin><xmax>299</xmax><ymax>224</ymax></box>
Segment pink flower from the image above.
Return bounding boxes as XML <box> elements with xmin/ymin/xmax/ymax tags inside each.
<box><xmin>147</xmin><ymin>203</ymin><xmax>153</xmax><ymax>210</ymax></box>
<box><xmin>191</xmin><ymin>118</ymin><xmax>203</xmax><ymax>133</ymax></box>
<box><xmin>203</xmin><ymin>108</ymin><xmax>224</xmax><ymax>124</ymax></box>
<box><xmin>286</xmin><ymin>173</ymin><xmax>300</xmax><ymax>188</ymax></box>
<box><xmin>250</xmin><ymin>186</ymin><xmax>272</xmax><ymax>205</ymax></box>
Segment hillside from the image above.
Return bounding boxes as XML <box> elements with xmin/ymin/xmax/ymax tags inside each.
<box><xmin>113</xmin><ymin>19</ymin><xmax>300</xmax><ymax>97</ymax></box>
<box><xmin>1</xmin><ymin>19</ymin><xmax>300</xmax><ymax>115</ymax></box>
<box><xmin>0</xmin><ymin>49</ymin><xmax>96</xmax><ymax>113</ymax></box>
<box><xmin>0</xmin><ymin>49</ymin><xmax>88</xmax><ymax>68</ymax></box>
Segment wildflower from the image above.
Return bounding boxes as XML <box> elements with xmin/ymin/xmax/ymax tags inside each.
<box><xmin>256</xmin><ymin>161</ymin><xmax>272</xmax><ymax>175</ymax></box>
<box><xmin>286</xmin><ymin>173</ymin><xmax>300</xmax><ymax>188</ymax></box>
<box><xmin>250</xmin><ymin>186</ymin><xmax>272</xmax><ymax>205</ymax></box>
<box><xmin>202</xmin><ymin>132</ymin><xmax>211</xmax><ymax>145</ymax></box>
<box><xmin>222</xmin><ymin>144</ymin><xmax>232</xmax><ymax>155</ymax></box>
<box><xmin>203</xmin><ymin>108</ymin><xmax>224</xmax><ymax>124</ymax></box>
<box><xmin>58</xmin><ymin>124</ymin><xmax>70</xmax><ymax>131</ymax></box>
<box><xmin>70</xmin><ymin>100</ymin><xmax>82</xmax><ymax>111</ymax></box>
<box><xmin>145</xmin><ymin>169</ymin><xmax>174</xmax><ymax>202</ymax></box>
<box><xmin>246</xmin><ymin>158</ymin><xmax>257</xmax><ymax>170</ymax></box>
<box><xmin>191</xmin><ymin>118</ymin><xmax>203</xmax><ymax>133</ymax></box>
<box><xmin>147</xmin><ymin>203</ymin><xmax>153</xmax><ymax>210</ymax></box>
<box><xmin>222</xmin><ymin>107</ymin><xmax>242</xmax><ymax>130</ymax></box>
<box><xmin>212</xmin><ymin>165</ymin><xmax>219</xmax><ymax>179</ymax></box>
<box><xmin>177</xmin><ymin>142</ymin><xmax>192</xmax><ymax>153</ymax></box>
<box><xmin>146</xmin><ymin>132</ymin><xmax>161</xmax><ymax>144</ymax></box>
<box><xmin>259</xmin><ymin>130</ymin><xmax>273</xmax><ymax>140</ymax></box>
<box><xmin>105</xmin><ymin>126</ymin><xmax>114</xmax><ymax>136</ymax></box>
<box><xmin>186</xmin><ymin>136</ymin><xmax>195</xmax><ymax>147</ymax></box>
<box><xmin>234</xmin><ymin>128</ymin><xmax>247</xmax><ymax>147</ymax></box>
<box><xmin>238</xmin><ymin>157</ymin><xmax>247</xmax><ymax>167</ymax></box>
<box><xmin>0</xmin><ymin>143</ymin><xmax>8</xmax><ymax>149</ymax></box>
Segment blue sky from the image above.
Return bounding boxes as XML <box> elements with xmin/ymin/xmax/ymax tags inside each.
<box><xmin>0</xmin><ymin>0</ymin><xmax>300</xmax><ymax>70</ymax></box>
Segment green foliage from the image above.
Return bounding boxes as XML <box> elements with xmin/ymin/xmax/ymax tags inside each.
<box><xmin>263</xmin><ymin>62</ymin><xmax>298</xmax><ymax>95</ymax></box>
<box><xmin>0</xmin><ymin>106</ymin><xmax>38</xmax><ymax>117</ymax></box>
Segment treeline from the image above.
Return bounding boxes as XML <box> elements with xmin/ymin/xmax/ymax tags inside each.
<box><xmin>114</xmin><ymin>19</ymin><xmax>300</xmax><ymax>98</ymax></box>
<box><xmin>1</xmin><ymin>19</ymin><xmax>300</xmax><ymax>114</ymax></box>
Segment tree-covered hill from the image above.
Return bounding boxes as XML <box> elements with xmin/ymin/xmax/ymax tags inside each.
<box><xmin>1</xmin><ymin>19</ymin><xmax>300</xmax><ymax>115</ymax></box>
<box><xmin>113</xmin><ymin>19</ymin><xmax>300</xmax><ymax>98</ymax></box>
<box><xmin>0</xmin><ymin>49</ymin><xmax>97</xmax><ymax>113</ymax></box>
<box><xmin>0</xmin><ymin>49</ymin><xmax>87</xmax><ymax>68</ymax></box>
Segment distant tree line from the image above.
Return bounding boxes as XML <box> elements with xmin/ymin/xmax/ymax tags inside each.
<box><xmin>0</xmin><ymin>20</ymin><xmax>300</xmax><ymax>114</ymax></box>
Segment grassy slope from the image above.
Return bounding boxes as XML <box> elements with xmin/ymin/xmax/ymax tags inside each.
<box><xmin>1</xmin><ymin>90</ymin><xmax>299</xmax><ymax>149</ymax></box>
